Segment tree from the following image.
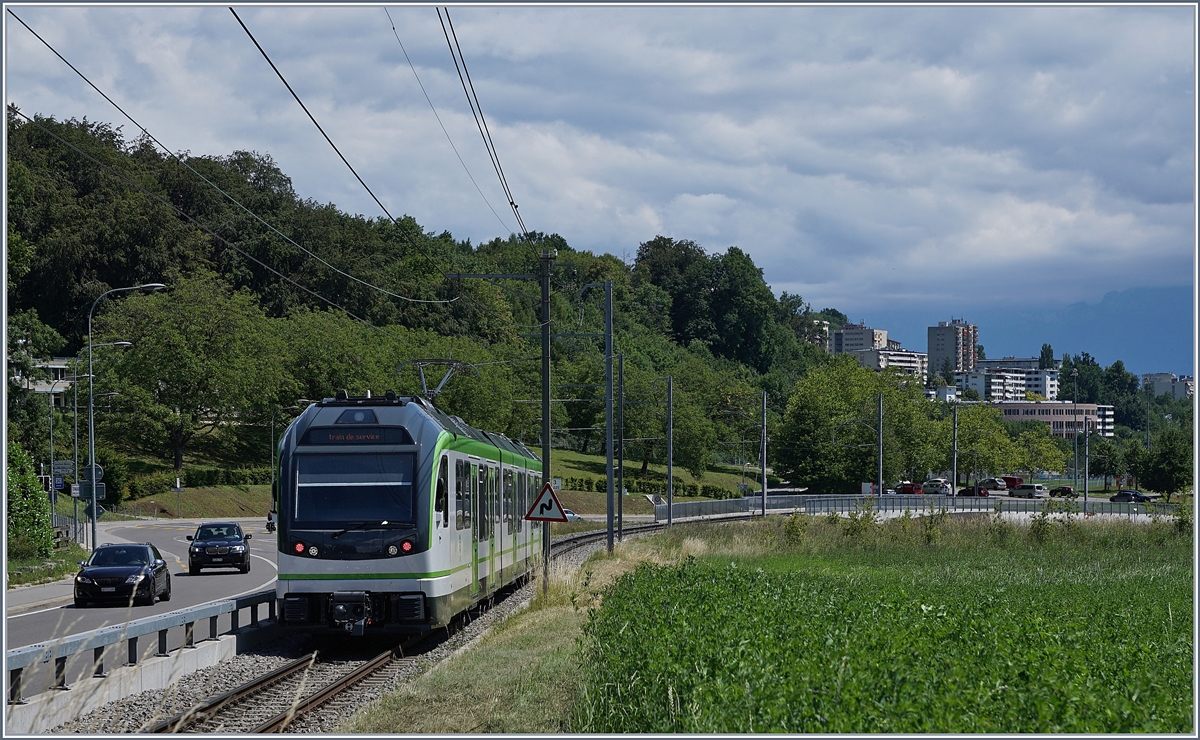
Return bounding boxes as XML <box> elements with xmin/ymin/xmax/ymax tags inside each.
<box><xmin>1015</xmin><ymin>428</ymin><xmax>1066</xmax><ymax>485</ymax></box>
<box><xmin>98</xmin><ymin>272</ymin><xmax>294</xmax><ymax>470</ymax></box>
<box><xmin>1141</xmin><ymin>426</ymin><xmax>1193</xmax><ymax>502</ymax></box>
<box><xmin>961</xmin><ymin>387</ymin><xmax>981</xmax><ymax>401</ymax></box>
<box><xmin>976</xmin><ymin>344</ymin><xmax>986</xmax><ymax>360</ymax></box>
<box><xmin>1088</xmin><ymin>435</ymin><xmax>1124</xmax><ymax>491</ymax></box>
<box><xmin>1039</xmin><ymin>343</ymin><xmax>1055</xmax><ymax>369</ymax></box>
<box><xmin>948</xmin><ymin>404</ymin><xmax>1016</xmax><ymax>485</ymax></box>
<box><xmin>6</xmin><ymin>308</ymin><xmax>65</xmax><ymax>454</ymax></box>
<box><xmin>7</xmin><ymin>441</ymin><xmax>53</xmax><ymax>559</ymax></box>
<box><xmin>1024</xmin><ymin>391</ymin><xmax>1047</xmax><ymax>401</ymax></box>
<box><xmin>939</xmin><ymin>357</ymin><xmax>955</xmax><ymax>387</ymax></box>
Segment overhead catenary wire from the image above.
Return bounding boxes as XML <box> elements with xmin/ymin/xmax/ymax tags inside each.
<box><xmin>230</xmin><ymin>7</ymin><xmax>541</xmax><ymax>335</ymax></box>
<box><xmin>6</xmin><ymin>8</ymin><xmax>451</xmax><ymax>307</ymax></box>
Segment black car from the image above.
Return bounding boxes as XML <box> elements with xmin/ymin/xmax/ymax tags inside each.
<box><xmin>188</xmin><ymin>522</ymin><xmax>253</xmax><ymax>574</ymax></box>
<box><xmin>956</xmin><ymin>485</ymin><xmax>989</xmax><ymax>497</ymax></box>
<box><xmin>1049</xmin><ymin>485</ymin><xmax>1076</xmax><ymax>498</ymax></box>
<box><xmin>75</xmin><ymin>543</ymin><xmax>171</xmax><ymax>608</ymax></box>
<box><xmin>1110</xmin><ymin>489</ymin><xmax>1153</xmax><ymax>503</ymax></box>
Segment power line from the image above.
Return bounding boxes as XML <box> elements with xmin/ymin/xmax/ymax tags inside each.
<box><xmin>230</xmin><ymin>7</ymin><xmax>533</xmax><ymax>335</ymax></box>
<box><xmin>7</xmin><ymin>8</ymin><xmax>452</xmax><ymax>307</ymax></box>
<box><xmin>383</xmin><ymin>6</ymin><xmax>512</xmax><ymax>238</ymax></box>
<box><xmin>10</xmin><ymin>109</ymin><xmax>415</xmax><ymax>351</ymax></box>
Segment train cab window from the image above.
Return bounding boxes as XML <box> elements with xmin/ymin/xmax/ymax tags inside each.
<box><xmin>435</xmin><ymin>456</ymin><xmax>449</xmax><ymax>528</ymax></box>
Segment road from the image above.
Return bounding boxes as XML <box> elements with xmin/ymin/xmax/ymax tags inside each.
<box><xmin>6</xmin><ymin>518</ymin><xmax>278</xmax><ymax>699</ymax></box>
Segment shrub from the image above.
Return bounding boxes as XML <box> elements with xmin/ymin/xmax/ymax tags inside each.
<box><xmin>7</xmin><ymin>441</ymin><xmax>53</xmax><ymax>559</ymax></box>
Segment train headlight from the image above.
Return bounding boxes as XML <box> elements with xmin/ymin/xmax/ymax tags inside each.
<box><xmin>307</xmin><ymin>545</ymin><xmax>319</xmax><ymax>557</ymax></box>
<box><xmin>293</xmin><ymin>541</ymin><xmax>305</xmax><ymax>554</ymax></box>
<box><xmin>387</xmin><ymin>544</ymin><xmax>399</xmax><ymax>556</ymax></box>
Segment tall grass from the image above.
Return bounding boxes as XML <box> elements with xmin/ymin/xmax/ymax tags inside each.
<box><xmin>573</xmin><ymin>514</ymin><xmax>1193</xmax><ymax>733</ymax></box>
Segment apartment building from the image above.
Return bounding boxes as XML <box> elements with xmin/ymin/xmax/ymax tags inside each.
<box><xmin>976</xmin><ymin>356</ymin><xmax>1062</xmax><ymax>372</ymax></box>
<box><xmin>857</xmin><ymin>349</ymin><xmax>929</xmax><ymax>380</ymax></box>
<box><xmin>831</xmin><ymin>323</ymin><xmax>887</xmax><ymax>354</ymax></box>
<box><xmin>924</xmin><ymin>385</ymin><xmax>959</xmax><ymax>402</ymax></box>
<box><xmin>1141</xmin><ymin>372</ymin><xmax>1195</xmax><ymax>400</ymax></box>
<box><xmin>993</xmin><ymin>400</ymin><xmax>1113</xmax><ymax>438</ymax></box>
<box><xmin>928</xmin><ymin>319</ymin><xmax>978</xmax><ymax>375</ymax></box>
<box><xmin>21</xmin><ymin>357</ymin><xmax>78</xmax><ymax>408</ymax></box>
<box><xmin>973</xmin><ymin>357</ymin><xmax>1059</xmax><ymax>400</ymax></box>
<box><xmin>956</xmin><ymin>369</ymin><xmax>1025</xmax><ymax>402</ymax></box>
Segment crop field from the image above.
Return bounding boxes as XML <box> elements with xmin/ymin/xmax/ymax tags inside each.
<box><xmin>573</xmin><ymin>512</ymin><xmax>1194</xmax><ymax>733</ymax></box>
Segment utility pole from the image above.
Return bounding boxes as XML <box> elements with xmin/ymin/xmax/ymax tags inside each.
<box><xmin>1084</xmin><ymin>425</ymin><xmax>1090</xmax><ymax>508</ymax></box>
<box><xmin>951</xmin><ymin>402</ymin><xmax>959</xmax><ymax>495</ymax></box>
<box><xmin>605</xmin><ymin>280</ymin><xmax>615</xmax><ymax>554</ymax></box>
<box><xmin>617</xmin><ymin>354</ymin><xmax>625</xmax><ymax>542</ymax></box>
<box><xmin>667</xmin><ymin>376</ymin><xmax>674</xmax><ymax>525</ymax></box>
<box><xmin>540</xmin><ymin>249</ymin><xmax>554</xmax><ymax>595</ymax></box>
<box><xmin>877</xmin><ymin>392</ymin><xmax>884</xmax><ymax>499</ymax></box>
<box><xmin>761</xmin><ymin>391</ymin><xmax>768</xmax><ymax>517</ymax></box>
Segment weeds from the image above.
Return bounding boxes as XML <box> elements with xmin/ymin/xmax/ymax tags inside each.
<box><xmin>782</xmin><ymin>510</ymin><xmax>810</xmax><ymax>544</ymax></box>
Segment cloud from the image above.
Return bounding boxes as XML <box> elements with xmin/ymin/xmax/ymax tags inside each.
<box><xmin>4</xmin><ymin>4</ymin><xmax>1193</xmax><ymax>323</ymax></box>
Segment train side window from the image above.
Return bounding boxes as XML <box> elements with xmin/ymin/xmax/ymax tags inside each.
<box><xmin>516</xmin><ymin>471</ymin><xmax>525</xmax><ymax>533</ymax></box>
<box><xmin>477</xmin><ymin>465</ymin><xmax>487</xmax><ymax>539</ymax></box>
<box><xmin>464</xmin><ymin>463</ymin><xmax>473</xmax><ymax>531</ymax></box>
<box><xmin>504</xmin><ymin>470</ymin><xmax>514</xmax><ymax>535</ymax></box>
<box><xmin>491</xmin><ymin>467</ymin><xmax>500</xmax><ymax>533</ymax></box>
<box><xmin>435</xmin><ymin>456</ymin><xmax>449</xmax><ymax>528</ymax></box>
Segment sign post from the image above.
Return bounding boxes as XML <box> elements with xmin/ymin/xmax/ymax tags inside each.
<box><xmin>526</xmin><ymin>482</ymin><xmax>569</xmax><ymax>524</ymax></box>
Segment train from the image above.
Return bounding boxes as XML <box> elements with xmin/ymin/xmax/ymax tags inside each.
<box><xmin>273</xmin><ymin>390</ymin><xmax>543</xmax><ymax>635</ymax></box>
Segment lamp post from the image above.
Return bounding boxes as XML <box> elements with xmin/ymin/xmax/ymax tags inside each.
<box><xmin>1071</xmin><ymin>368</ymin><xmax>1079</xmax><ymax>491</ymax></box>
<box><xmin>88</xmin><ymin>284</ymin><xmax>165</xmax><ymax>548</ymax></box>
<box><xmin>46</xmin><ymin>376</ymin><xmax>75</xmax><ymax>513</ymax></box>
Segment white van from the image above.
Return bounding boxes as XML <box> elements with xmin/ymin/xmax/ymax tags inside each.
<box><xmin>921</xmin><ymin>478</ymin><xmax>951</xmax><ymax>495</ymax></box>
<box><xmin>1012</xmin><ymin>483</ymin><xmax>1047</xmax><ymax>498</ymax></box>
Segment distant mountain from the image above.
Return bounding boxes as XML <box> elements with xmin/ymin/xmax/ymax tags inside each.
<box><xmin>867</xmin><ymin>285</ymin><xmax>1194</xmax><ymax>377</ymax></box>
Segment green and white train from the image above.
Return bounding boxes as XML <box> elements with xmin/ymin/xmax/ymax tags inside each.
<box><xmin>274</xmin><ymin>391</ymin><xmax>543</xmax><ymax>635</ymax></box>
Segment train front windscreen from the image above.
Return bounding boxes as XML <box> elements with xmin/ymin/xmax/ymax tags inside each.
<box><xmin>292</xmin><ymin>452</ymin><xmax>417</xmax><ymax>526</ymax></box>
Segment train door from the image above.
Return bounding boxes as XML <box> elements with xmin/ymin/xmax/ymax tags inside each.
<box><xmin>488</xmin><ymin>465</ymin><xmax>498</xmax><ymax>592</ymax></box>
<box><xmin>475</xmin><ymin>463</ymin><xmax>486</xmax><ymax>594</ymax></box>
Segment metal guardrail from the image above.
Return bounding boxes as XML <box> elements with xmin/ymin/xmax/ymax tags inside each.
<box><xmin>654</xmin><ymin>494</ymin><xmax>1179</xmax><ymax>521</ymax></box>
<box><xmin>6</xmin><ymin>588</ymin><xmax>276</xmax><ymax>704</ymax></box>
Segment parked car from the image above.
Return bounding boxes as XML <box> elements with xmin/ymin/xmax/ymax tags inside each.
<box><xmin>922</xmin><ymin>478</ymin><xmax>951</xmax><ymax>495</ymax></box>
<box><xmin>74</xmin><ymin>542</ymin><xmax>171</xmax><ymax>608</ymax></box>
<box><xmin>1109</xmin><ymin>489</ymin><xmax>1154</xmax><ymax>503</ymax></box>
<box><xmin>1000</xmin><ymin>476</ymin><xmax>1024</xmax><ymax>490</ymax></box>
<box><xmin>957</xmin><ymin>485</ymin><xmax>989</xmax><ymax>497</ymax></box>
<box><xmin>563</xmin><ymin>508</ymin><xmax>583</xmax><ymax>521</ymax></box>
<box><xmin>978</xmin><ymin>478</ymin><xmax>1008</xmax><ymax>491</ymax></box>
<box><xmin>1049</xmin><ymin>485</ymin><xmax>1076</xmax><ymax>498</ymax></box>
<box><xmin>897</xmin><ymin>481</ymin><xmax>922</xmax><ymax>495</ymax></box>
<box><xmin>1012</xmin><ymin>483</ymin><xmax>1047</xmax><ymax>498</ymax></box>
<box><xmin>187</xmin><ymin>522</ymin><xmax>253</xmax><ymax>575</ymax></box>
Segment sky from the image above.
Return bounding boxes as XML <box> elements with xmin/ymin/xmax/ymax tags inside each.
<box><xmin>4</xmin><ymin>3</ymin><xmax>1196</xmax><ymax>376</ymax></box>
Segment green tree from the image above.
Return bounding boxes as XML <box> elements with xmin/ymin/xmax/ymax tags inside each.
<box><xmin>1039</xmin><ymin>343</ymin><xmax>1055</xmax><ymax>370</ymax></box>
<box><xmin>976</xmin><ymin>344</ymin><xmax>986</xmax><ymax>360</ymax></box>
<box><xmin>98</xmin><ymin>272</ymin><xmax>294</xmax><ymax>470</ymax></box>
<box><xmin>7</xmin><ymin>441</ymin><xmax>53</xmax><ymax>559</ymax></box>
<box><xmin>1014</xmin><ymin>427</ymin><xmax>1066</xmax><ymax>485</ymax></box>
<box><xmin>1088</xmin><ymin>435</ymin><xmax>1125</xmax><ymax>491</ymax></box>
<box><xmin>6</xmin><ymin>308</ymin><xmax>66</xmax><ymax>454</ymax></box>
<box><xmin>939</xmin><ymin>357</ymin><xmax>955</xmax><ymax>387</ymax></box>
<box><xmin>949</xmin><ymin>404</ymin><xmax>1015</xmax><ymax>485</ymax></box>
<box><xmin>1141</xmin><ymin>426</ymin><xmax>1193</xmax><ymax>502</ymax></box>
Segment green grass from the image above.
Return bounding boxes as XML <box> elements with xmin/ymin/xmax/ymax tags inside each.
<box><xmin>6</xmin><ymin>542</ymin><xmax>90</xmax><ymax>587</ymax></box>
<box><xmin>551</xmin><ymin>448</ymin><xmax>755</xmax><ymax>492</ymax></box>
<box><xmin>53</xmin><ymin>485</ymin><xmax>272</xmax><ymax>520</ymax></box>
<box><xmin>572</xmin><ymin>516</ymin><xmax>1194</xmax><ymax>733</ymax></box>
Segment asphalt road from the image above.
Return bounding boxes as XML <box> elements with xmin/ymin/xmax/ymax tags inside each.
<box><xmin>6</xmin><ymin>519</ymin><xmax>278</xmax><ymax>699</ymax></box>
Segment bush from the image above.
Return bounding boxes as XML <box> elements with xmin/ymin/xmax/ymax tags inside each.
<box><xmin>7</xmin><ymin>441</ymin><xmax>53</xmax><ymax>559</ymax></box>
<box><xmin>183</xmin><ymin>467</ymin><xmax>271</xmax><ymax>487</ymax></box>
<box><xmin>127</xmin><ymin>471</ymin><xmax>176</xmax><ymax>499</ymax></box>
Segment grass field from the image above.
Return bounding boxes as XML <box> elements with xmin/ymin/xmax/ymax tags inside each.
<box><xmin>340</xmin><ymin>511</ymin><xmax>1193</xmax><ymax>734</ymax></box>
<box><xmin>573</xmin><ymin>514</ymin><xmax>1194</xmax><ymax>733</ymax></box>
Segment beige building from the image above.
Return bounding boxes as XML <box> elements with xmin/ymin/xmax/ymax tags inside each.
<box><xmin>928</xmin><ymin>319</ymin><xmax>978</xmax><ymax>376</ymax></box>
<box><xmin>992</xmin><ymin>400</ymin><xmax>1114</xmax><ymax>438</ymax></box>
<box><xmin>1142</xmin><ymin>373</ymin><xmax>1194</xmax><ymax>400</ymax></box>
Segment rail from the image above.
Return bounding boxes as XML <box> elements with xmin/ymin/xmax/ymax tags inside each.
<box><xmin>6</xmin><ymin>588</ymin><xmax>276</xmax><ymax>704</ymax></box>
<box><xmin>655</xmin><ymin>494</ymin><xmax>1179</xmax><ymax>521</ymax></box>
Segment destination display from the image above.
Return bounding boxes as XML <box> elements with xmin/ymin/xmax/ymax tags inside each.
<box><xmin>301</xmin><ymin>426</ymin><xmax>414</xmax><ymax>446</ymax></box>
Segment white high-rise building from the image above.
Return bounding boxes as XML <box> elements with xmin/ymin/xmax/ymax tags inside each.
<box><xmin>928</xmin><ymin>319</ymin><xmax>978</xmax><ymax>377</ymax></box>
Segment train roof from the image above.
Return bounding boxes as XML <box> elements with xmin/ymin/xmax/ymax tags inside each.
<box><xmin>309</xmin><ymin>391</ymin><xmax>540</xmax><ymax>462</ymax></box>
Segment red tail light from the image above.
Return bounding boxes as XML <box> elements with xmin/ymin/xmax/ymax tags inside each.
<box><xmin>293</xmin><ymin>541</ymin><xmax>305</xmax><ymax>554</ymax></box>
<box><xmin>400</xmin><ymin>539</ymin><xmax>414</xmax><ymax>553</ymax></box>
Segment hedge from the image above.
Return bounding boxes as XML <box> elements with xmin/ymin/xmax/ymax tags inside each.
<box><xmin>127</xmin><ymin>466</ymin><xmax>271</xmax><ymax>499</ymax></box>
<box><xmin>559</xmin><ymin>475</ymin><xmax>739</xmax><ymax>500</ymax></box>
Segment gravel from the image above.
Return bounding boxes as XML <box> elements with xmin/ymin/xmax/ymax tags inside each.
<box><xmin>49</xmin><ymin>534</ymin><xmax>614</xmax><ymax>734</ymax></box>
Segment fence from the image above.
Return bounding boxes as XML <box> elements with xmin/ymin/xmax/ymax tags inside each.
<box><xmin>6</xmin><ymin>589</ymin><xmax>276</xmax><ymax>704</ymax></box>
<box><xmin>655</xmin><ymin>494</ymin><xmax>1179</xmax><ymax>522</ymax></box>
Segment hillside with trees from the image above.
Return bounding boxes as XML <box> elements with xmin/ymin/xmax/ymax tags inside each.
<box><xmin>6</xmin><ymin>108</ymin><xmax>1192</xmax><ymax>506</ymax></box>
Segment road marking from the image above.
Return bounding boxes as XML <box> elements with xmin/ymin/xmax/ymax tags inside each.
<box><xmin>8</xmin><ymin>604</ymin><xmax>70</xmax><ymax>618</ymax></box>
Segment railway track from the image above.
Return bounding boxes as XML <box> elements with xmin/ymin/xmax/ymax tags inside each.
<box><xmin>149</xmin><ymin>524</ymin><xmax>661</xmax><ymax>733</ymax></box>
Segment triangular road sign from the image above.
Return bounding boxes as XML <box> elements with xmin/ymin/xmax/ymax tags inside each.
<box><xmin>525</xmin><ymin>482</ymin><xmax>568</xmax><ymax>522</ymax></box>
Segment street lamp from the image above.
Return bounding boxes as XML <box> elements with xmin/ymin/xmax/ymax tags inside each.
<box><xmin>45</xmin><ymin>376</ymin><xmax>79</xmax><ymax>513</ymax></box>
<box><xmin>88</xmin><ymin>284</ymin><xmax>165</xmax><ymax>548</ymax></box>
<box><xmin>1071</xmin><ymin>368</ymin><xmax>1079</xmax><ymax>491</ymax></box>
